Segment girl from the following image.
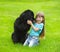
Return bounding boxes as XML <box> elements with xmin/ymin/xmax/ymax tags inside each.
<box><xmin>23</xmin><ymin>12</ymin><xmax>45</xmax><ymax>47</ymax></box>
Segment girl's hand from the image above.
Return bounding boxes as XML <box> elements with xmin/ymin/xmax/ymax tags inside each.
<box><xmin>27</xmin><ymin>20</ymin><xmax>32</xmax><ymax>25</ymax></box>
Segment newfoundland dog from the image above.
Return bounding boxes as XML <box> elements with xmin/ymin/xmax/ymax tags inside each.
<box><xmin>12</xmin><ymin>10</ymin><xmax>34</xmax><ymax>44</ymax></box>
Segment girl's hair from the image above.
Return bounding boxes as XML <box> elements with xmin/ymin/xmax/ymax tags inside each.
<box><xmin>35</xmin><ymin>12</ymin><xmax>45</xmax><ymax>38</ymax></box>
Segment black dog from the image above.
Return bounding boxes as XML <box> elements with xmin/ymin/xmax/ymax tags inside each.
<box><xmin>12</xmin><ymin>10</ymin><xmax>34</xmax><ymax>44</ymax></box>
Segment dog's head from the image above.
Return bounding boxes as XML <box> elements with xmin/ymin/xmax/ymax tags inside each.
<box><xmin>20</xmin><ymin>10</ymin><xmax>35</xmax><ymax>22</ymax></box>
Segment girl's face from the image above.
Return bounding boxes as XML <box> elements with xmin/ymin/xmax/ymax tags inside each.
<box><xmin>36</xmin><ymin>16</ymin><xmax>43</xmax><ymax>23</ymax></box>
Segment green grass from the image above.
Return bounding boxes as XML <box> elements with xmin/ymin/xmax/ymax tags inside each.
<box><xmin>0</xmin><ymin>1</ymin><xmax>60</xmax><ymax>52</ymax></box>
<box><xmin>0</xmin><ymin>0</ymin><xmax>60</xmax><ymax>2</ymax></box>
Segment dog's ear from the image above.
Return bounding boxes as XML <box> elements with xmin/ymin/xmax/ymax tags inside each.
<box><xmin>19</xmin><ymin>9</ymin><xmax>34</xmax><ymax>22</ymax></box>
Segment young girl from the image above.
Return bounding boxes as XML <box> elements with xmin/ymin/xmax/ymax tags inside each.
<box><xmin>23</xmin><ymin>12</ymin><xmax>44</xmax><ymax>47</ymax></box>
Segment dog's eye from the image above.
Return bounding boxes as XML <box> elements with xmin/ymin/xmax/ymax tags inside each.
<box><xmin>23</xmin><ymin>13</ymin><xmax>25</xmax><ymax>15</ymax></box>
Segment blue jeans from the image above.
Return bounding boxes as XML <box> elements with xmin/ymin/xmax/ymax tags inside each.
<box><xmin>23</xmin><ymin>35</ymin><xmax>39</xmax><ymax>47</ymax></box>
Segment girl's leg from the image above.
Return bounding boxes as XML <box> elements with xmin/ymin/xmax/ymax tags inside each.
<box><xmin>23</xmin><ymin>36</ymin><xmax>31</xmax><ymax>46</ymax></box>
<box><xmin>29</xmin><ymin>39</ymin><xmax>39</xmax><ymax>47</ymax></box>
<box><xmin>23</xmin><ymin>38</ymin><xmax>29</xmax><ymax>46</ymax></box>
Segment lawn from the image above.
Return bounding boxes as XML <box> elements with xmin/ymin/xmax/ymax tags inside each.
<box><xmin>0</xmin><ymin>1</ymin><xmax>60</xmax><ymax>52</ymax></box>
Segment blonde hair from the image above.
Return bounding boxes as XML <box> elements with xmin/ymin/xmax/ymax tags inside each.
<box><xmin>35</xmin><ymin>12</ymin><xmax>45</xmax><ymax>38</ymax></box>
<box><xmin>35</xmin><ymin>12</ymin><xmax>45</xmax><ymax>23</ymax></box>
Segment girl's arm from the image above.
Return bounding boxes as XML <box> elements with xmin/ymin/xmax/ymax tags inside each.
<box><xmin>27</xmin><ymin>20</ymin><xmax>40</xmax><ymax>31</ymax></box>
<box><xmin>31</xmin><ymin>23</ymin><xmax>39</xmax><ymax>31</ymax></box>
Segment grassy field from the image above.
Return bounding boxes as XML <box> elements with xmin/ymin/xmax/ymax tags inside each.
<box><xmin>0</xmin><ymin>1</ymin><xmax>60</xmax><ymax>52</ymax></box>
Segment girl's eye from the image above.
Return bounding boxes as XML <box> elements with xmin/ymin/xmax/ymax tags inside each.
<box><xmin>39</xmin><ymin>16</ymin><xmax>41</xmax><ymax>18</ymax></box>
<box><xmin>38</xmin><ymin>15</ymin><xmax>40</xmax><ymax>17</ymax></box>
<box><xmin>41</xmin><ymin>16</ymin><xmax>43</xmax><ymax>17</ymax></box>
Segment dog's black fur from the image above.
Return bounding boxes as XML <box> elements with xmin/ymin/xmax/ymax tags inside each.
<box><xmin>12</xmin><ymin>10</ymin><xmax>34</xmax><ymax>44</ymax></box>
